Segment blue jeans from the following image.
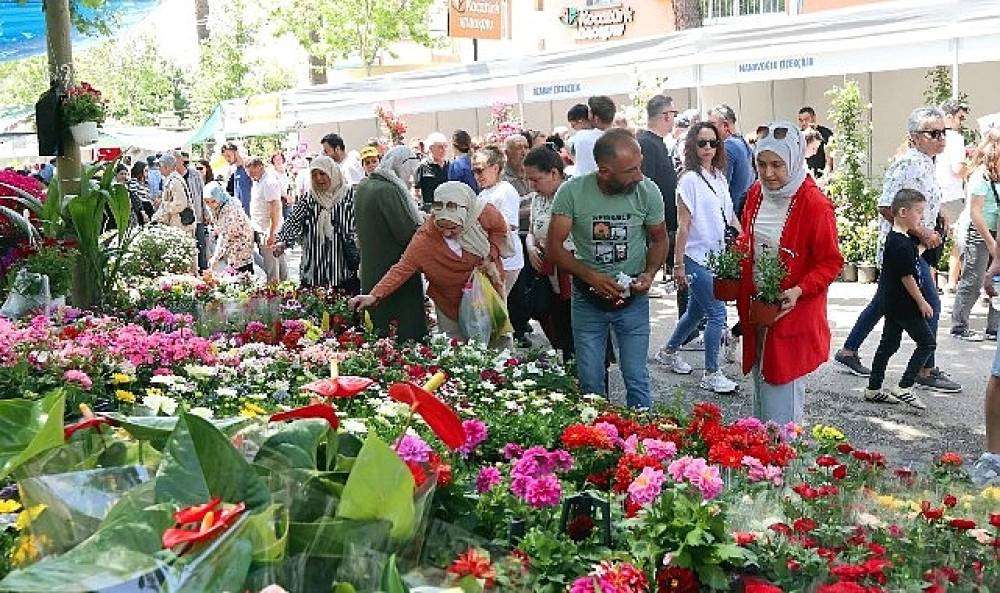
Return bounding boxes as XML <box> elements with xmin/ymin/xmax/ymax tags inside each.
<box><xmin>666</xmin><ymin>256</ymin><xmax>726</xmax><ymax>372</ymax></box>
<box><xmin>844</xmin><ymin>258</ymin><xmax>940</xmax><ymax>369</ymax></box>
<box><xmin>572</xmin><ymin>288</ymin><xmax>652</xmax><ymax>409</ymax></box>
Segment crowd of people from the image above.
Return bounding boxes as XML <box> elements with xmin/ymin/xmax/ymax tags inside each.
<box><xmin>9</xmin><ymin>91</ymin><xmax>998</xmax><ymax>485</ymax></box>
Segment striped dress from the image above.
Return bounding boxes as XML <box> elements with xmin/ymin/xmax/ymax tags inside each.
<box><xmin>277</xmin><ymin>189</ymin><xmax>357</xmax><ymax>289</ymax></box>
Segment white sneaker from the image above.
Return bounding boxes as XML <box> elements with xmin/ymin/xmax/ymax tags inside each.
<box><xmin>700</xmin><ymin>370</ymin><xmax>738</xmax><ymax>394</ymax></box>
<box><xmin>680</xmin><ymin>335</ymin><xmax>705</xmax><ymax>351</ymax></box>
<box><xmin>654</xmin><ymin>348</ymin><xmax>692</xmax><ymax>374</ymax></box>
<box><xmin>890</xmin><ymin>386</ymin><xmax>926</xmax><ymax>410</ymax></box>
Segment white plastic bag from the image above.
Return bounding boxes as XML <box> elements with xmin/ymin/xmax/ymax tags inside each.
<box><xmin>1</xmin><ymin>269</ymin><xmax>51</xmax><ymax>318</ymax></box>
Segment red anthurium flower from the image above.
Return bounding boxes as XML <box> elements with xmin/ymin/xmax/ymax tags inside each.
<box><xmin>269</xmin><ymin>403</ymin><xmax>339</xmax><ymax>429</ymax></box>
<box><xmin>162</xmin><ymin>502</ymin><xmax>246</xmax><ymax>551</ymax></box>
<box><xmin>301</xmin><ymin>376</ymin><xmax>374</xmax><ymax>398</ymax></box>
<box><xmin>388</xmin><ymin>381</ymin><xmax>465</xmax><ymax>449</ymax></box>
<box><xmin>173</xmin><ymin>498</ymin><xmax>221</xmax><ymax>524</ymax></box>
<box><xmin>64</xmin><ymin>416</ymin><xmax>113</xmax><ymax>440</ymax></box>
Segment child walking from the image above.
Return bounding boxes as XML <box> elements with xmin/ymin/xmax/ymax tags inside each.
<box><xmin>865</xmin><ymin>189</ymin><xmax>934</xmax><ymax>410</ymax></box>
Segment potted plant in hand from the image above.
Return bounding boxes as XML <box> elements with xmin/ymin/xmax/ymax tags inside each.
<box><xmin>62</xmin><ymin>82</ymin><xmax>106</xmax><ymax>145</ymax></box>
<box><xmin>707</xmin><ymin>237</ymin><xmax>747</xmax><ymax>301</ymax></box>
<box><xmin>750</xmin><ymin>246</ymin><xmax>788</xmax><ymax>327</ymax></box>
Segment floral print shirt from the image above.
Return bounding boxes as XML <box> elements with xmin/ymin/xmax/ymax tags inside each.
<box><xmin>213</xmin><ymin>201</ymin><xmax>254</xmax><ymax>269</ymax></box>
<box><xmin>877</xmin><ymin>147</ymin><xmax>941</xmax><ymax>264</ymax></box>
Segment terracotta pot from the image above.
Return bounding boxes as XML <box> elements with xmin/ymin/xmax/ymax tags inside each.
<box><xmin>713</xmin><ymin>277</ymin><xmax>740</xmax><ymax>301</ymax></box>
<box><xmin>858</xmin><ymin>264</ymin><xmax>878</xmax><ymax>284</ymax></box>
<box><xmin>840</xmin><ymin>263</ymin><xmax>858</xmax><ymax>282</ymax></box>
<box><xmin>749</xmin><ymin>298</ymin><xmax>781</xmax><ymax>327</ymax></box>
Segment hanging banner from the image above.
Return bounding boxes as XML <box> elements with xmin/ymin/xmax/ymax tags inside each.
<box><xmin>448</xmin><ymin>0</ymin><xmax>503</xmax><ymax>40</ymax></box>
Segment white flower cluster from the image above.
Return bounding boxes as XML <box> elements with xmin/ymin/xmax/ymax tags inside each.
<box><xmin>119</xmin><ymin>225</ymin><xmax>198</xmax><ymax>279</ymax></box>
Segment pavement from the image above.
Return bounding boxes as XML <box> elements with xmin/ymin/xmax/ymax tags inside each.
<box><xmin>600</xmin><ymin>279</ymin><xmax>992</xmax><ymax>468</ymax></box>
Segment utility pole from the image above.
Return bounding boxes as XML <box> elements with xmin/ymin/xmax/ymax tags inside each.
<box><xmin>44</xmin><ymin>0</ymin><xmax>81</xmax><ymax>194</ymax></box>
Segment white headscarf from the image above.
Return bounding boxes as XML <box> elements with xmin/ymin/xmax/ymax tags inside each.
<box><xmin>432</xmin><ymin>181</ymin><xmax>492</xmax><ymax>259</ymax></box>
<box><xmin>374</xmin><ymin>145</ymin><xmax>423</xmax><ymax>226</ymax></box>
<box><xmin>310</xmin><ymin>155</ymin><xmax>348</xmax><ymax>240</ymax></box>
<box><xmin>754</xmin><ymin>120</ymin><xmax>808</xmax><ymax>201</ymax></box>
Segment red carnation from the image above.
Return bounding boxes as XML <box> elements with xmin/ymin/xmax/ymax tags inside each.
<box><xmin>948</xmin><ymin>518</ymin><xmax>976</xmax><ymax>530</ymax></box>
<box><xmin>836</xmin><ymin>442</ymin><xmax>854</xmax><ymax>454</ymax></box>
<box><xmin>816</xmin><ymin>455</ymin><xmax>838</xmax><ymax>467</ymax></box>
<box><xmin>939</xmin><ymin>452</ymin><xmax>963</xmax><ymax>466</ymax></box>
<box><xmin>793</xmin><ymin>517</ymin><xmax>817</xmax><ymax>533</ymax></box>
<box><xmin>833</xmin><ymin>464</ymin><xmax>848</xmax><ymax>480</ymax></box>
<box><xmin>942</xmin><ymin>494</ymin><xmax>957</xmax><ymax>508</ymax></box>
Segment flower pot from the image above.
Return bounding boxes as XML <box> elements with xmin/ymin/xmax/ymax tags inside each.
<box><xmin>713</xmin><ymin>277</ymin><xmax>741</xmax><ymax>301</ymax></box>
<box><xmin>749</xmin><ymin>298</ymin><xmax>782</xmax><ymax>327</ymax></box>
<box><xmin>857</xmin><ymin>264</ymin><xmax>878</xmax><ymax>284</ymax></box>
<box><xmin>69</xmin><ymin>121</ymin><xmax>100</xmax><ymax>145</ymax></box>
<box><xmin>840</xmin><ymin>263</ymin><xmax>858</xmax><ymax>283</ymax></box>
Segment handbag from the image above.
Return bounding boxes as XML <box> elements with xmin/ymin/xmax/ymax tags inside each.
<box><xmin>524</xmin><ymin>269</ymin><xmax>554</xmax><ymax>320</ymax></box>
<box><xmin>695</xmin><ymin>170</ymin><xmax>740</xmax><ymax>246</ymax></box>
<box><xmin>332</xmin><ymin>202</ymin><xmax>360</xmax><ymax>272</ymax></box>
<box><xmin>177</xmin><ymin>178</ymin><xmax>196</xmax><ymax>226</ymax></box>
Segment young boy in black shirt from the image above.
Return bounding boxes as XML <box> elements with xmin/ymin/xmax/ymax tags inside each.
<box><xmin>865</xmin><ymin>189</ymin><xmax>933</xmax><ymax>410</ymax></box>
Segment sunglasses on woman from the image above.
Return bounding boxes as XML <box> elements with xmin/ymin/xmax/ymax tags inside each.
<box><xmin>756</xmin><ymin>125</ymin><xmax>791</xmax><ymax>140</ymax></box>
<box><xmin>697</xmin><ymin>139</ymin><xmax>720</xmax><ymax>148</ymax></box>
<box><xmin>915</xmin><ymin>129</ymin><xmax>946</xmax><ymax>140</ymax></box>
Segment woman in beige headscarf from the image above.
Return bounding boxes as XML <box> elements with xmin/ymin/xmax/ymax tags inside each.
<box><xmin>351</xmin><ymin>181</ymin><xmax>510</xmax><ymax>338</ymax></box>
<box><xmin>274</xmin><ymin>155</ymin><xmax>359</xmax><ymax>292</ymax></box>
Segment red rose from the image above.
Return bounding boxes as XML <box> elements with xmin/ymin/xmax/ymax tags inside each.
<box><xmin>769</xmin><ymin>522</ymin><xmax>792</xmax><ymax>536</ymax></box>
<box><xmin>734</xmin><ymin>532</ymin><xmax>757</xmax><ymax>546</ymax></box>
<box><xmin>942</xmin><ymin>494</ymin><xmax>957</xmax><ymax>508</ymax></box>
<box><xmin>830</xmin><ymin>563</ymin><xmax>867</xmax><ymax>581</ymax></box>
<box><xmin>948</xmin><ymin>518</ymin><xmax>976</xmax><ymax>530</ymax></box>
<box><xmin>742</xmin><ymin>576</ymin><xmax>784</xmax><ymax>593</ymax></box>
<box><xmin>833</xmin><ymin>465</ymin><xmax>848</xmax><ymax>480</ymax></box>
<box><xmin>793</xmin><ymin>517</ymin><xmax>817</xmax><ymax>533</ymax></box>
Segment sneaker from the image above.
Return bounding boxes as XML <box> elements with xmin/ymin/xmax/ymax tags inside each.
<box><xmin>951</xmin><ymin>328</ymin><xmax>984</xmax><ymax>342</ymax></box>
<box><xmin>914</xmin><ymin>369</ymin><xmax>962</xmax><ymax>393</ymax></box>
<box><xmin>700</xmin><ymin>370</ymin><xmax>738</xmax><ymax>394</ymax></box>
<box><xmin>889</xmin><ymin>386</ymin><xmax>926</xmax><ymax>410</ymax></box>
<box><xmin>680</xmin><ymin>334</ymin><xmax>705</xmax><ymax>351</ymax></box>
<box><xmin>987</xmin><ymin>331</ymin><xmax>998</xmax><ymax>342</ymax></box>
<box><xmin>863</xmin><ymin>388</ymin><xmax>900</xmax><ymax>404</ymax></box>
<box><xmin>971</xmin><ymin>452</ymin><xmax>1000</xmax><ymax>487</ymax></box>
<box><xmin>647</xmin><ymin>286</ymin><xmax>666</xmax><ymax>299</ymax></box>
<box><xmin>724</xmin><ymin>333</ymin><xmax>740</xmax><ymax>364</ymax></box>
<box><xmin>834</xmin><ymin>351</ymin><xmax>871</xmax><ymax>377</ymax></box>
<box><xmin>654</xmin><ymin>348</ymin><xmax>692</xmax><ymax>374</ymax></box>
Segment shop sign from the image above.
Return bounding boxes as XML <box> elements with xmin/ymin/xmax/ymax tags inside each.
<box><xmin>448</xmin><ymin>0</ymin><xmax>503</xmax><ymax>40</ymax></box>
<box><xmin>560</xmin><ymin>3</ymin><xmax>635</xmax><ymax>41</ymax></box>
<box><xmin>737</xmin><ymin>56</ymin><xmax>816</xmax><ymax>75</ymax></box>
<box><xmin>530</xmin><ymin>82</ymin><xmax>582</xmax><ymax>98</ymax></box>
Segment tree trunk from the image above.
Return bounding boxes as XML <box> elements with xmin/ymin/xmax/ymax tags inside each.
<box><xmin>43</xmin><ymin>0</ymin><xmax>81</xmax><ymax>196</ymax></box>
<box><xmin>194</xmin><ymin>0</ymin><xmax>210</xmax><ymax>43</ymax></box>
<box><xmin>672</xmin><ymin>0</ymin><xmax>703</xmax><ymax>30</ymax></box>
<box><xmin>308</xmin><ymin>53</ymin><xmax>328</xmax><ymax>85</ymax></box>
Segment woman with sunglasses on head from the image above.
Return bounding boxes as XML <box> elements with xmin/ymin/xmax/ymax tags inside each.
<box><xmin>196</xmin><ymin>159</ymin><xmax>214</xmax><ymax>185</ymax></box>
<box><xmin>350</xmin><ymin>181</ymin><xmax>509</xmax><ymax>340</ymax></box>
<box><xmin>734</xmin><ymin>120</ymin><xmax>843</xmax><ymax>423</ymax></box>
<box><xmin>473</xmin><ymin>145</ymin><xmax>523</xmax><ymax>297</ymax></box>
<box><xmin>654</xmin><ymin>122</ymin><xmax>740</xmax><ymax>394</ymax></box>
<box><xmin>354</xmin><ymin>145</ymin><xmax>427</xmax><ymax>341</ymax></box>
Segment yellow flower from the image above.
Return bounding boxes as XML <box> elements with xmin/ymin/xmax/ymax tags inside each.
<box><xmin>811</xmin><ymin>424</ymin><xmax>845</xmax><ymax>442</ymax></box>
<box><xmin>875</xmin><ymin>495</ymin><xmax>901</xmax><ymax>510</ymax></box>
<box><xmin>112</xmin><ymin>373</ymin><xmax>133</xmax><ymax>385</ymax></box>
<box><xmin>0</xmin><ymin>499</ymin><xmax>22</xmax><ymax>513</ymax></box>
<box><xmin>115</xmin><ymin>389</ymin><xmax>136</xmax><ymax>403</ymax></box>
<box><xmin>240</xmin><ymin>403</ymin><xmax>267</xmax><ymax>418</ymax></box>
<box><xmin>11</xmin><ymin>534</ymin><xmax>41</xmax><ymax>567</ymax></box>
<box><xmin>981</xmin><ymin>485</ymin><xmax>1000</xmax><ymax>501</ymax></box>
<box><xmin>146</xmin><ymin>387</ymin><xmax>163</xmax><ymax>398</ymax></box>
<box><xmin>15</xmin><ymin>504</ymin><xmax>47</xmax><ymax>530</ymax></box>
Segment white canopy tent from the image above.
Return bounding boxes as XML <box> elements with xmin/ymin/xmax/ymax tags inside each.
<box><xmin>271</xmin><ymin>0</ymin><xmax>1000</xmax><ymax>134</ymax></box>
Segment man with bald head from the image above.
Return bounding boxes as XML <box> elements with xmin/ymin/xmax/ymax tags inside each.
<box><xmin>547</xmin><ymin>128</ymin><xmax>668</xmax><ymax>408</ymax></box>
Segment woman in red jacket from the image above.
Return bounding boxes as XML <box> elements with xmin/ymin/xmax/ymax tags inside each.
<box><xmin>736</xmin><ymin>121</ymin><xmax>843</xmax><ymax>424</ymax></box>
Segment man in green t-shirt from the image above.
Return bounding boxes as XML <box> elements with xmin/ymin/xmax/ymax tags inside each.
<box><xmin>548</xmin><ymin>128</ymin><xmax>668</xmax><ymax>408</ymax></box>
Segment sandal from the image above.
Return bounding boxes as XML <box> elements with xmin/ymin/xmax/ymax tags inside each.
<box><xmin>864</xmin><ymin>388</ymin><xmax>900</xmax><ymax>404</ymax></box>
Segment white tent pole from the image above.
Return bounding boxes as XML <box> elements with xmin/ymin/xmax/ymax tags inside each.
<box><xmin>695</xmin><ymin>64</ymin><xmax>704</xmax><ymax>113</ymax></box>
<box><xmin>517</xmin><ymin>84</ymin><xmax>526</xmax><ymax>126</ymax></box>
<box><xmin>951</xmin><ymin>38</ymin><xmax>960</xmax><ymax>99</ymax></box>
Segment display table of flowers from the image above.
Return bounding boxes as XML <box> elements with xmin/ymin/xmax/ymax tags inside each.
<box><xmin>0</xmin><ymin>277</ymin><xmax>997</xmax><ymax>593</ymax></box>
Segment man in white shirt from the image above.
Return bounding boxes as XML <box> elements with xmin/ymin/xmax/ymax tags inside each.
<box><xmin>937</xmin><ymin>99</ymin><xmax>971</xmax><ymax>290</ymax></box>
<box><xmin>566</xmin><ymin>102</ymin><xmax>604</xmax><ymax>176</ymax></box>
<box><xmin>247</xmin><ymin>156</ymin><xmax>288</xmax><ymax>282</ymax></box>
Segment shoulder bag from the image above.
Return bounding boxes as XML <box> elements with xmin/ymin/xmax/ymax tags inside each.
<box><xmin>332</xmin><ymin>198</ymin><xmax>360</xmax><ymax>272</ymax></box>
<box><xmin>694</xmin><ymin>170</ymin><xmax>739</xmax><ymax>246</ymax></box>
<box><xmin>178</xmin><ymin>179</ymin><xmax>196</xmax><ymax>226</ymax></box>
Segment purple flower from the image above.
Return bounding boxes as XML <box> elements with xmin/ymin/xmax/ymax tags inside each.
<box><xmin>394</xmin><ymin>434</ymin><xmax>432</xmax><ymax>464</ymax></box>
<box><xmin>524</xmin><ymin>474</ymin><xmax>562</xmax><ymax>508</ymax></box>
<box><xmin>475</xmin><ymin>466</ymin><xmax>502</xmax><ymax>493</ymax></box>
<box><xmin>458</xmin><ymin>419</ymin><xmax>488</xmax><ymax>457</ymax></box>
<box><xmin>502</xmin><ymin>442</ymin><xmax>524</xmax><ymax>460</ymax></box>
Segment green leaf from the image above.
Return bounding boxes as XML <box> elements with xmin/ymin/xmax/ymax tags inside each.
<box><xmin>154</xmin><ymin>413</ymin><xmax>270</xmax><ymax>510</ymax></box>
<box><xmin>103</xmin><ymin>413</ymin><xmax>251</xmax><ymax>449</ymax></box>
<box><xmin>107</xmin><ymin>182</ymin><xmax>131</xmax><ymax>242</ymax></box>
<box><xmin>0</xmin><ymin>391</ymin><xmax>66</xmax><ymax>480</ymax></box>
<box><xmin>286</xmin><ymin>517</ymin><xmax>390</xmax><ymax>557</ymax></box>
<box><xmin>381</xmin><ymin>554</ymin><xmax>410</xmax><ymax>593</ymax></box>
<box><xmin>335</xmin><ymin>435</ymin><xmax>415</xmax><ymax>541</ymax></box>
<box><xmin>253</xmin><ymin>418</ymin><xmax>331</xmax><ymax>472</ymax></box>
